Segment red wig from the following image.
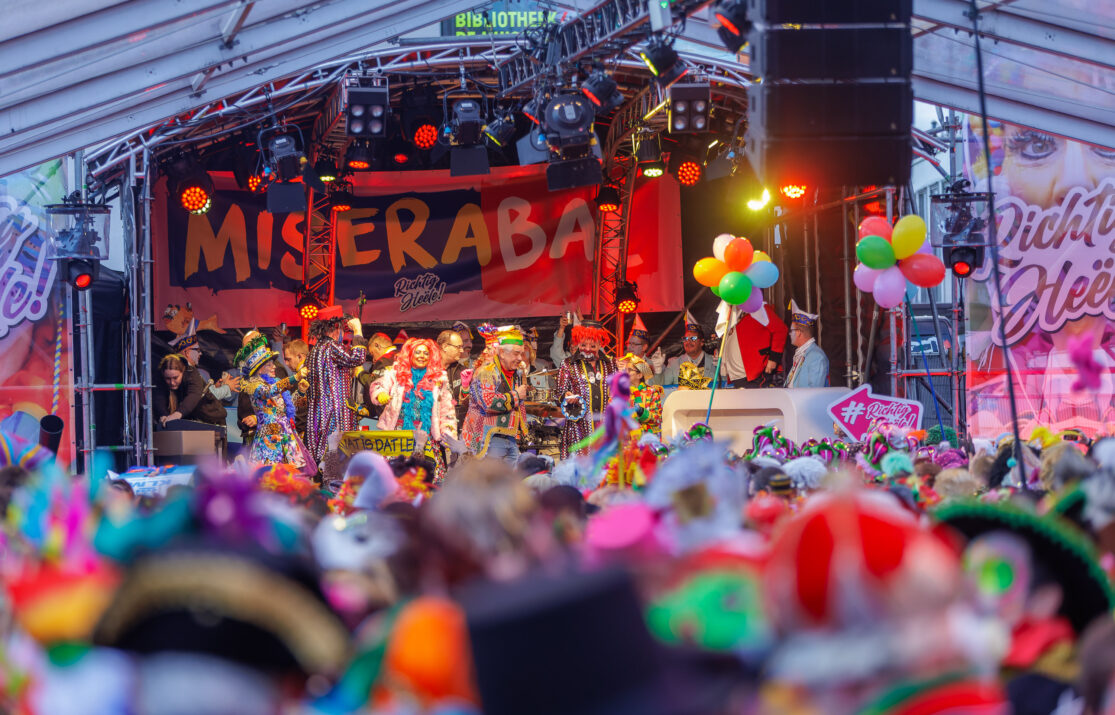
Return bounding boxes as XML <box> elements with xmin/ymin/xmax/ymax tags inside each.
<box><xmin>571</xmin><ymin>324</ymin><xmax>612</xmax><ymax>347</ymax></box>
<box><xmin>395</xmin><ymin>338</ymin><xmax>445</xmax><ymax>394</ymax></box>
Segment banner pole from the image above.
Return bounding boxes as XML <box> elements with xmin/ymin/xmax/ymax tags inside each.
<box><xmin>705</xmin><ymin>305</ymin><xmax>733</xmax><ymax>425</ymax></box>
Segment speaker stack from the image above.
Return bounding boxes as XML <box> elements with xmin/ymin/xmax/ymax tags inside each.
<box><xmin>745</xmin><ymin>0</ymin><xmax>914</xmax><ymax>188</ymax></box>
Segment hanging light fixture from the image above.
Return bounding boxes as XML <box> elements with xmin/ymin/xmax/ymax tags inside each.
<box><xmin>595</xmin><ymin>184</ymin><xmax>621</xmax><ymax>212</ymax></box>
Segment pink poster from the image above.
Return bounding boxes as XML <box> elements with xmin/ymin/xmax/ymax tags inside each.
<box><xmin>963</xmin><ymin>116</ymin><xmax>1115</xmax><ymax>437</ymax></box>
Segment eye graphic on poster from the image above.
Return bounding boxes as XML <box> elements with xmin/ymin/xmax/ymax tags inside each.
<box><xmin>962</xmin><ymin>116</ymin><xmax>1115</xmax><ymax>438</ymax></box>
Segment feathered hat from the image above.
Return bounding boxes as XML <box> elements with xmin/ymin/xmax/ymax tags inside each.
<box><xmin>571</xmin><ymin>319</ymin><xmax>611</xmax><ymax>347</ymax></box>
<box><xmin>235</xmin><ymin>334</ymin><xmax>276</xmax><ymax>378</ymax></box>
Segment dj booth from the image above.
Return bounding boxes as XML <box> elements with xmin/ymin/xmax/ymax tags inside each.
<box><xmin>662</xmin><ymin>387</ymin><xmax>851</xmax><ymax>454</ymax></box>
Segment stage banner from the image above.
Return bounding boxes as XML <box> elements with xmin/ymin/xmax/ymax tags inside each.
<box><xmin>154</xmin><ymin>165</ymin><xmax>683</xmax><ymax>328</ymax></box>
<box><xmin>962</xmin><ymin>117</ymin><xmax>1115</xmax><ymax>438</ymax></box>
<box><xmin>0</xmin><ymin>161</ymin><xmax>77</xmax><ymax>465</ymax></box>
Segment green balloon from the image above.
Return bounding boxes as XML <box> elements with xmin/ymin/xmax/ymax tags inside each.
<box><xmin>718</xmin><ymin>271</ymin><xmax>753</xmax><ymax>305</ymax></box>
<box><xmin>856</xmin><ymin>234</ymin><xmax>896</xmax><ymax>269</ymax></box>
<box><xmin>710</xmin><ymin>284</ymin><xmax>721</xmax><ymax>298</ymax></box>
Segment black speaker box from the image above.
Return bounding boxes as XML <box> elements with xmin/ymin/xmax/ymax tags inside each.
<box><xmin>748</xmin><ymin>82</ymin><xmax>913</xmax><ymax>138</ymax></box>
<box><xmin>746</xmin><ymin>0</ymin><xmax>911</xmax><ymax>24</ymax></box>
<box><xmin>749</xmin><ymin>27</ymin><xmax>912</xmax><ymax>81</ymax></box>
<box><xmin>745</xmin><ymin>130</ymin><xmax>912</xmax><ymax>187</ymax></box>
<box><xmin>546</xmin><ymin>157</ymin><xmax>602</xmax><ymax>191</ymax></box>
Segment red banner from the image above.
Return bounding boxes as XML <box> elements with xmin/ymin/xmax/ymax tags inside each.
<box><xmin>154</xmin><ymin>165</ymin><xmax>683</xmax><ymax>328</ymax></box>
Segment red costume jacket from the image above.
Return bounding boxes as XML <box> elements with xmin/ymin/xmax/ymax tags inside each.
<box><xmin>730</xmin><ymin>306</ymin><xmax>789</xmax><ymax>381</ymax></box>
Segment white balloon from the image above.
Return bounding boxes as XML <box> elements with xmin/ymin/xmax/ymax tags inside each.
<box><xmin>712</xmin><ymin>234</ymin><xmax>734</xmax><ymax>261</ymax></box>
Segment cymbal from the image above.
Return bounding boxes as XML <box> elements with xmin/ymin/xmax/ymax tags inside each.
<box><xmin>526</xmin><ymin>368</ymin><xmax>559</xmax><ymax>378</ymax></box>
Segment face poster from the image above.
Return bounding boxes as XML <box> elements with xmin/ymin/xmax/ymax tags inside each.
<box><xmin>963</xmin><ymin>116</ymin><xmax>1115</xmax><ymax>438</ymax></box>
<box><xmin>0</xmin><ymin>161</ymin><xmax>76</xmax><ymax>464</ymax></box>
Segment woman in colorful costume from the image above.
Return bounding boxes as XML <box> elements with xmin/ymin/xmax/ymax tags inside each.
<box><xmin>306</xmin><ymin>307</ymin><xmax>367</xmax><ymax>465</ymax></box>
<box><xmin>370</xmin><ymin>338</ymin><xmax>457</xmax><ymax>482</ymax></box>
<box><xmin>555</xmin><ymin>321</ymin><xmax>617</xmax><ymax>459</ymax></box>
<box><xmin>618</xmin><ymin>353</ymin><xmax>663</xmax><ymax>438</ymax></box>
<box><xmin>461</xmin><ymin>326</ymin><xmax>529</xmax><ymax>462</ymax></box>
<box><xmin>236</xmin><ymin>335</ymin><xmax>315</xmax><ymax>475</ymax></box>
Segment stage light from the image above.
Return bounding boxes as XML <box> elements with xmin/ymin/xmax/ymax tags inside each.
<box><xmin>347</xmin><ymin>86</ymin><xmax>390</xmax><ymax>138</ymax></box>
<box><xmin>714</xmin><ymin>0</ymin><xmax>751</xmax><ymax>52</ymax></box>
<box><xmin>450</xmin><ymin>100</ymin><xmax>484</xmax><ymax>146</ymax></box>
<box><xmin>642</xmin><ymin>161</ymin><xmax>666</xmax><ymax>178</ymax></box>
<box><xmin>297</xmin><ymin>293</ymin><xmax>323</xmax><ymax>320</ymax></box>
<box><xmin>747</xmin><ymin>188</ymin><xmax>772</xmax><ymax>210</ymax></box>
<box><xmin>314</xmin><ymin>158</ymin><xmax>338</xmax><ymax>183</ymax></box>
<box><xmin>393</xmin><ymin>151</ymin><xmax>410</xmax><ymax>165</ymax></box>
<box><xmin>345</xmin><ymin>140</ymin><xmax>373</xmax><ymax>170</ymax></box>
<box><xmin>63</xmin><ymin>258</ymin><xmax>98</xmax><ymax>291</ymax></box>
<box><xmin>484</xmin><ymin>113</ymin><xmax>517</xmax><ymax>148</ymax></box>
<box><xmin>582</xmin><ymin>70</ymin><xmax>624</xmax><ymax>111</ymax></box>
<box><xmin>780</xmin><ymin>184</ymin><xmax>807</xmax><ymax>199</ymax></box>
<box><xmin>413</xmin><ymin>123</ymin><xmax>438</xmax><ymax>150</ymax></box>
<box><xmin>266</xmin><ymin>134</ymin><xmax>303</xmax><ymax>181</ymax></box>
<box><xmin>179</xmin><ymin>182</ymin><xmax>212</xmax><ymax>215</ymax></box>
<box><xmin>523</xmin><ymin>97</ymin><xmax>543</xmax><ymax>125</ymax></box>
<box><xmin>595</xmin><ymin>184</ymin><xmax>621</xmax><ymax>212</ymax></box>
<box><xmin>247</xmin><ymin>174</ymin><xmax>264</xmax><ymax>192</ymax></box>
<box><xmin>165</xmin><ymin>154</ymin><xmax>214</xmax><ymax>215</ymax></box>
<box><xmin>675</xmin><ymin>159</ymin><xmax>702</xmax><ymax>185</ymax></box>
<box><xmin>668</xmin><ymin>83</ymin><xmax>710</xmax><ymax>134</ymax></box>
<box><xmin>330</xmin><ymin>189</ymin><xmax>353</xmax><ymax>212</ymax></box>
<box><xmin>640</xmin><ymin>36</ymin><xmax>688</xmax><ymax>87</ymax></box>
<box><xmin>945</xmin><ymin>245</ymin><xmax>983</xmax><ymax>278</ymax></box>
<box><xmin>542</xmin><ymin>94</ymin><xmax>596</xmax><ymax>156</ymax></box>
<box><xmin>615</xmin><ymin>281</ymin><xmax>640</xmax><ymax>313</ymax></box>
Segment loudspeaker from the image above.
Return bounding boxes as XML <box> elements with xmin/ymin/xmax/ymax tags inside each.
<box><xmin>748</xmin><ymin>82</ymin><xmax>913</xmax><ymax>138</ymax></box>
<box><xmin>745</xmin><ymin>131</ymin><xmax>912</xmax><ymax>187</ymax></box>
<box><xmin>546</xmin><ymin>156</ymin><xmax>603</xmax><ymax>191</ymax></box>
<box><xmin>749</xmin><ymin>27</ymin><xmax>912</xmax><ymax>81</ymax></box>
<box><xmin>266</xmin><ymin>181</ymin><xmax>307</xmax><ymax>213</ymax></box>
<box><xmin>746</xmin><ymin>0</ymin><xmax>911</xmax><ymax>24</ymax></box>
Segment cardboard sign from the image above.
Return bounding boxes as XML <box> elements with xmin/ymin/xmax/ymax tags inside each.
<box><xmin>114</xmin><ymin>465</ymin><xmax>196</xmax><ymax>497</ymax></box>
<box><xmin>339</xmin><ymin>430</ymin><xmax>436</xmax><ymax>460</ymax></box>
<box><xmin>827</xmin><ymin>385</ymin><xmax>924</xmax><ymax>441</ymax></box>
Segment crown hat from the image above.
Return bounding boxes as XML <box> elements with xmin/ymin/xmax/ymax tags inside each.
<box><xmin>496</xmin><ymin>325</ymin><xmax>525</xmax><ymax>346</ymax></box>
<box><xmin>789</xmin><ymin>300</ymin><xmax>818</xmax><ymax>328</ymax></box>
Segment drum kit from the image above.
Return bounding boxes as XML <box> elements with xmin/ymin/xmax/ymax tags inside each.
<box><xmin>523</xmin><ymin>367</ymin><xmax>565</xmax><ymax>456</ymax></box>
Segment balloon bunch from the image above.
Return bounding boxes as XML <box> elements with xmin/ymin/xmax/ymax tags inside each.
<box><xmin>852</xmin><ymin>215</ymin><xmax>946</xmax><ymax>309</ymax></box>
<box><xmin>693</xmin><ymin>234</ymin><xmax>780</xmax><ymax>311</ymax></box>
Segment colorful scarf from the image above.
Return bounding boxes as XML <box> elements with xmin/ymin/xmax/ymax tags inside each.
<box><xmin>400</xmin><ymin>367</ymin><xmax>434</xmax><ymax>431</ymax></box>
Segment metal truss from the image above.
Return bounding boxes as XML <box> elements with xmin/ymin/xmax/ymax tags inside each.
<box><xmin>593</xmin><ymin>165</ymin><xmax>638</xmax><ymax>319</ymax></box>
<box><xmin>495</xmin><ymin>0</ymin><xmax>717</xmax><ymax>96</ymax></box>
<box><xmin>302</xmin><ymin>188</ymin><xmax>336</xmax><ymax>306</ymax></box>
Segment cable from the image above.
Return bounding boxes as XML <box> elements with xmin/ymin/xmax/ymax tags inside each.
<box><xmin>968</xmin><ymin>0</ymin><xmax>1026</xmax><ymax>486</ymax></box>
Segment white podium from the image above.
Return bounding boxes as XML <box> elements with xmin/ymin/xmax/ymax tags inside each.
<box><xmin>662</xmin><ymin>387</ymin><xmax>851</xmax><ymax>454</ymax></box>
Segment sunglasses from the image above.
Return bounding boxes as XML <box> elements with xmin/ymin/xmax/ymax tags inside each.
<box><xmin>683</xmin><ymin>337</ymin><xmax>701</xmax><ymax>342</ymax></box>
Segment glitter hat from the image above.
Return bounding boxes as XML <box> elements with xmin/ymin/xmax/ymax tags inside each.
<box><xmin>789</xmin><ymin>300</ymin><xmax>818</xmax><ymax>329</ymax></box>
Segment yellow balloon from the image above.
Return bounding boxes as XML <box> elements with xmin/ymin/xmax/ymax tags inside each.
<box><xmin>752</xmin><ymin>250</ymin><xmax>772</xmax><ymax>263</ymax></box>
<box><xmin>891</xmin><ymin>214</ymin><xmax>927</xmax><ymax>260</ymax></box>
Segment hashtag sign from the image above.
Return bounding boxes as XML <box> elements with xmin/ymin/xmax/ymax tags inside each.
<box><xmin>839</xmin><ymin>401</ymin><xmax>866</xmax><ymax>423</ymax></box>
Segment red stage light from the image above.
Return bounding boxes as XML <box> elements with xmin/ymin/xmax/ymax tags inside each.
<box><xmin>180</xmin><ymin>185</ymin><xmax>211</xmax><ymax>214</ymax></box>
<box><xmin>617</xmin><ymin>298</ymin><xmax>638</xmax><ymax>313</ymax></box>
<box><xmin>597</xmin><ymin>201</ymin><xmax>619</xmax><ymax>212</ymax></box>
<box><xmin>331</xmin><ymin>201</ymin><xmax>352</xmax><ymax>212</ymax></box>
<box><xmin>780</xmin><ymin>184</ymin><xmax>807</xmax><ymax>199</ymax></box>
<box><xmin>248</xmin><ymin>174</ymin><xmax>262</xmax><ymax>192</ymax></box>
<box><xmin>715</xmin><ymin>11</ymin><xmax>742</xmax><ymax>36</ymax></box>
<box><xmin>300</xmin><ymin>304</ymin><xmax>319</xmax><ymax>320</ymax></box>
<box><xmin>413</xmin><ymin>124</ymin><xmax>438</xmax><ymax>150</ymax></box>
<box><xmin>394</xmin><ymin>152</ymin><xmax>410</xmax><ymax>165</ymax></box>
<box><xmin>952</xmin><ymin>260</ymin><xmax>972</xmax><ymax>277</ymax></box>
<box><xmin>347</xmin><ymin>159</ymin><xmax>370</xmax><ymax>170</ymax></box>
<box><xmin>73</xmin><ymin>272</ymin><xmax>93</xmax><ymax>290</ymax></box>
<box><xmin>676</xmin><ymin>160</ymin><xmax>702</xmax><ymax>186</ymax></box>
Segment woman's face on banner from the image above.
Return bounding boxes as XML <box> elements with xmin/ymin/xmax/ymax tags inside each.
<box><xmin>1002</xmin><ymin>126</ymin><xmax>1115</xmax><ymax>207</ymax></box>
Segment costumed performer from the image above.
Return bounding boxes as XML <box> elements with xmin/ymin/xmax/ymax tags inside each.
<box><xmin>236</xmin><ymin>335</ymin><xmax>315</xmax><ymax>475</ymax></box>
<box><xmin>461</xmin><ymin>326</ymin><xmax>529</xmax><ymax>463</ymax></box>
<box><xmin>659</xmin><ymin>313</ymin><xmax>719</xmax><ymax>390</ymax></box>
<box><xmin>716</xmin><ymin>298</ymin><xmax>788</xmax><ymax>388</ymax></box>
<box><xmin>306</xmin><ymin>306</ymin><xmax>367</xmax><ymax>464</ymax></box>
<box><xmin>555</xmin><ymin>320</ymin><xmax>618</xmax><ymax>459</ymax></box>
<box><xmin>618</xmin><ymin>353</ymin><xmax>663</xmax><ymax>438</ymax></box>
<box><xmin>370</xmin><ymin>338</ymin><xmax>457</xmax><ymax>483</ymax></box>
<box><xmin>786</xmin><ymin>300</ymin><xmax>829</xmax><ymax>388</ymax></box>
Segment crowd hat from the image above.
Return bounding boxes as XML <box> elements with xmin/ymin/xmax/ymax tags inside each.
<box><xmin>496</xmin><ymin>325</ymin><xmax>524</xmax><ymax>345</ymax></box>
<box><xmin>393</xmin><ymin>330</ymin><xmax>409</xmax><ymax>346</ymax></box>
<box><xmin>630</xmin><ymin>314</ymin><xmax>650</xmax><ymax>341</ymax></box>
<box><xmin>452</xmin><ymin>320</ymin><xmax>473</xmax><ymax>338</ymax></box>
<box><xmin>178</xmin><ymin>334</ymin><xmax>199</xmax><ymax>350</ymax></box>
<box><xmin>789</xmin><ymin>300</ymin><xmax>818</xmax><ymax>329</ymax></box>
<box><xmin>684</xmin><ymin>311</ymin><xmax>701</xmax><ymax>334</ymax></box>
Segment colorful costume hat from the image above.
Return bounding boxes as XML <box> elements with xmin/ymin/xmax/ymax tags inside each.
<box><xmin>631</xmin><ymin>314</ymin><xmax>649</xmax><ymax>341</ymax></box>
<box><xmin>452</xmin><ymin>320</ymin><xmax>473</xmax><ymax>338</ymax></box>
<box><xmin>571</xmin><ymin>319</ymin><xmax>612</xmax><ymax>347</ymax></box>
<box><xmin>235</xmin><ymin>334</ymin><xmax>273</xmax><ymax>378</ymax></box>
<box><xmin>496</xmin><ymin>325</ymin><xmax>524</xmax><ymax>346</ymax></box>
<box><xmin>789</xmin><ymin>300</ymin><xmax>818</xmax><ymax>329</ymax></box>
<box><xmin>478</xmin><ymin>323</ymin><xmax>500</xmax><ymax>348</ymax></box>
<box><xmin>393</xmin><ymin>330</ymin><xmax>409</xmax><ymax>346</ymax></box>
<box><xmin>620</xmin><ymin>353</ymin><xmax>653</xmax><ymax>381</ymax></box>
<box><xmin>178</xmin><ymin>334</ymin><xmax>199</xmax><ymax>350</ymax></box>
<box><xmin>934</xmin><ymin>500</ymin><xmax>1115</xmax><ymax>634</ymax></box>
<box><xmin>684</xmin><ymin>311</ymin><xmax>701</xmax><ymax>335</ymax></box>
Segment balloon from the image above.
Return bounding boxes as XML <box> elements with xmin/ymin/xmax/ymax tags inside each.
<box><xmin>856</xmin><ymin>235</ymin><xmax>896</xmax><ymax>269</ymax></box>
<box><xmin>853</xmin><ymin>263</ymin><xmax>881</xmax><ymax>293</ymax></box>
<box><xmin>724</xmin><ymin>237</ymin><xmax>754</xmax><ymax>273</ymax></box>
<box><xmin>916</xmin><ymin>239</ymin><xmax>934</xmax><ymax>255</ymax></box>
<box><xmin>858</xmin><ymin>216</ymin><xmax>892</xmax><ymax>241</ymax></box>
<box><xmin>739</xmin><ymin>290</ymin><xmax>764</xmax><ymax>313</ymax></box>
<box><xmin>872</xmin><ymin>266</ymin><xmax>907</xmax><ymax>309</ymax></box>
<box><xmin>752</xmin><ymin>250</ymin><xmax>772</xmax><ymax>263</ymax></box>
<box><xmin>712</xmin><ymin>234</ymin><xmax>734</xmax><ymax>262</ymax></box>
<box><xmin>899</xmin><ymin>253</ymin><xmax>947</xmax><ymax>288</ymax></box>
<box><xmin>745</xmin><ymin>260</ymin><xmax>779</xmax><ymax>289</ymax></box>
<box><xmin>891</xmin><ymin>215</ymin><xmax>927</xmax><ymax>259</ymax></box>
<box><xmin>711</xmin><ymin>284</ymin><xmax>721</xmax><ymax>298</ymax></box>
<box><xmin>693</xmin><ymin>257</ymin><xmax>729</xmax><ymax>287</ymax></box>
<box><xmin>718</xmin><ymin>272</ymin><xmax>753</xmax><ymax>305</ymax></box>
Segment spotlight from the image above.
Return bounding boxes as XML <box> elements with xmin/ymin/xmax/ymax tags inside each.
<box><xmin>346</xmin><ymin>86</ymin><xmax>390</xmax><ymax>138</ymax></box>
<box><xmin>780</xmin><ymin>184</ymin><xmax>807</xmax><ymax>199</ymax></box>
<box><xmin>164</xmin><ymin>154</ymin><xmax>213</xmax><ymax>215</ymax></box>
<box><xmin>635</xmin><ymin>133</ymin><xmax>664</xmax><ymax>178</ymax></box>
<box><xmin>582</xmin><ymin>70</ymin><xmax>623</xmax><ymax>111</ymax></box>
<box><xmin>523</xmin><ymin>97</ymin><xmax>544</xmax><ymax>125</ymax></box>
<box><xmin>413</xmin><ymin>123</ymin><xmax>439</xmax><ymax>150</ymax></box>
<box><xmin>63</xmin><ymin>258</ymin><xmax>98</xmax><ymax>291</ymax></box>
<box><xmin>595</xmin><ymin>184</ymin><xmax>621</xmax><ymax>212</ymax></box>
<box><xmin>714</xmin><ymin>0</ymin><xmax>751</xmax><ymax>53</ymax></box>
<box><xmin>542</xmin><ymin>94</ymin><xmax>596</xmax><ymax>156</ymax></box>
<box><xmin>345</xmin><ymin>140</ymin><xmax>374</xmax><ymax>170</ymax></box>
<box><xmin>266</xmin><ymin>134</ymin><xmax>303</xmax><ymax>181</ymax></box>
<box><xmin>484</xmin><ymin>113</ymin><xmax>517</xmax><ymax>148</ymax></box>
<box><xmin>247</xmin><ymin>174</ymin><xmax>265</xmax><ymax>192</ymax></box>
<box><xmin>640</xmin><ymin>36</ymin><xmax>688</xmax><ymax>87</ymax></box>
<box><xmin>945</xmin><ymin>244</ymin><xmax>985</xmax><ymax>278</ymax></box>
<box><xmin>314</xmin><ymin>157</ymin><xmax>338</xmax><ymax>183</ymax></box>
<box><xmin>297</xmin><ymin>292</ymin><xmax>323</xmax><ymax>321</ymax></box>
<box><xmin>668</xmin><ymin>83</ymin><xmax>710</xmax><ymax>134</ymax></box>
<box><xmin>179</xmin><ymin>181</ymin><xmax>213</xmax><ymax>215</ymax></box>
<box><xmin>450</xmin><ymin>100</ymin><xmax>484</xmax><ymax>146</ymax></box>
<box><xmin>669</xmin><ymin>153</ymin><xmax>703</xmax><ymax>185</ymax></box>
<box><xmin>642</xmin><ymin>161</ymin><xmax>666</xmax><ymax>178</ymax></box>
<box><xmin>330</xmin><ymin>187</ymin><xmax>353</xmax><ymax>213</ymax></box>
<box><xmin>615</xmin><ymin>281</ymin><xmax>640</xmax><ymax>314</ymax></box>
<box><xmin>747</xmin><ymin>188</ymin><xmax>772</xmax><ymax>211</ymax></box>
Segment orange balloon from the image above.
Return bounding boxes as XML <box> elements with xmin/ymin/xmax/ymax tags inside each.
<box><xmin>724</xmin><ymin>237</ymin><xmax>755</xmax><ymax>273</ymax></box>
<box><xmin>384</xmin><ymin>597</ymin><xmax>479</xmax><ymax>704</ymax></box>
<box><xmin>693</xmin><ymin>257</ymin><xmax>730</xmax><ymax>287</ymax></box>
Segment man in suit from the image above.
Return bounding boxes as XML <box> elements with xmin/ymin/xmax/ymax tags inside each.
<box><xmin>786</xmin><ymin>300</ymin><xmax>829</xmax><ymax>388</ymax></box>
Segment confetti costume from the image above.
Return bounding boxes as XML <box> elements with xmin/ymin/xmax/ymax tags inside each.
<box><xmin>307</xmin><ymin>335</ymin><xmax>367</xmax><ymax>464</ymax></box>
<box><xmin>236</xmin><ymin>340</ymin><xmax>313</xmax><ymax>472</ymax></box>
<box><xmin>461</xmin><ymin>327</ymin><xmax>528</xmax><ymax>458</ymax></box>
<box><xmin>631</xmin><ymin>382</ymin><xmax>664</xmax><ymax>437</ymax></box>
<box><xmin>556</xmin><ymin>323</ymin><xmax>618</xmax><ymax>459</ymax></box>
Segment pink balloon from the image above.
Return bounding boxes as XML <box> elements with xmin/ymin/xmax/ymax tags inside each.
<box><xmin>739</xmin><ymin>290</ymin><xmax>764</xmax><ymax>313</ymax></box>
<box><xmin>916</xmin><ymin>240</ymin><xmax>934</xmax><ymax>255</ymax></box>
<box><xmin>854</xmin><ymin>263</ymin><xmax>881</xmax><ymax>293</ymax></box>
<box><xmin>858</xmin><ymin>216</ymin><xmax>893</xmax><ymax>241</ymax></box>
<box><xmin>872</xmin><ymin>266</ymin><xmax>907</xmax><ymax>309</ymax></box>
